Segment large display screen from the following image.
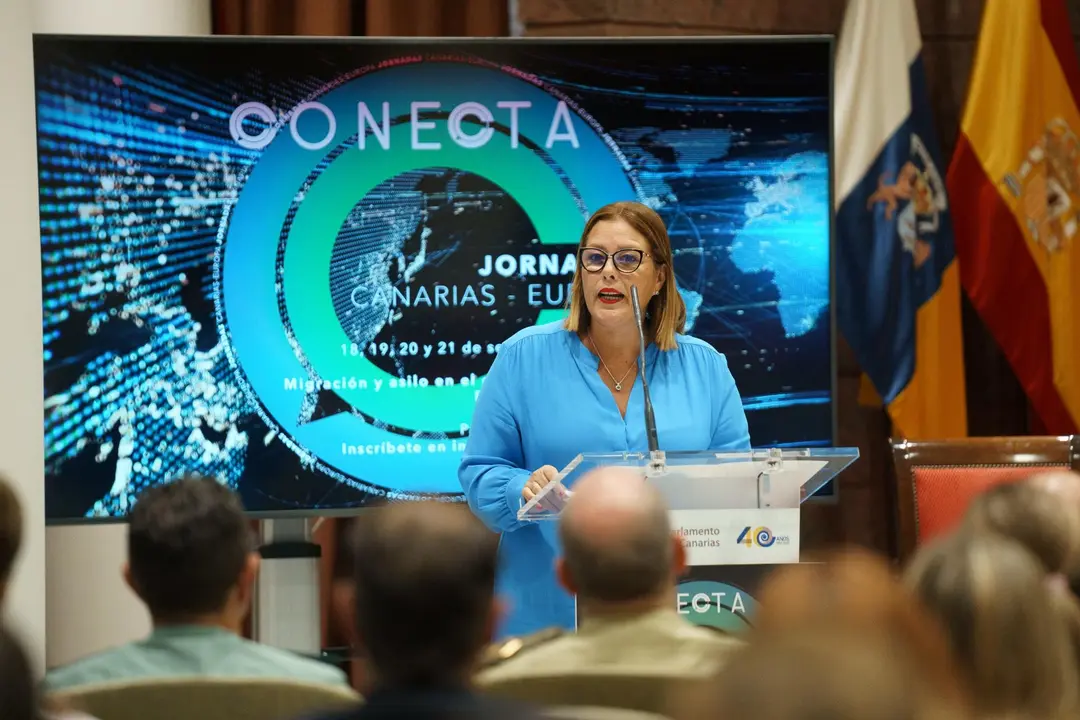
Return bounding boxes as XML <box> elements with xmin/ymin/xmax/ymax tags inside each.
<box><xmin>34</xmin><ymin>37</ymin><xmax>834</xmax><ymax>521</ymax></box>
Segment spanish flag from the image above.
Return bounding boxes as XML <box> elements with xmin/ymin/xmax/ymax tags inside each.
<box><xmin>948</xmin><ymin>0</ymin><xmax>1080</xmax><ymax>434</ymax></box>
<box><xmin>834</xmin><ymin>0</ymin><xmax>968</xmax><ymax>439</ymax></box>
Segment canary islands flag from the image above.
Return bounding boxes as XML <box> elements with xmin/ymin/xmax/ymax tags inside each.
<box><xmin>834</xmin><ymin>0</ymin><xmax>968</xmax><ymax>439</ymax></box>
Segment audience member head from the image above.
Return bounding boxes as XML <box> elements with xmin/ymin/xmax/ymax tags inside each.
<box><xmin>962</xmin><ymin>478</ymin><xmax>1080</xmax><ymax>666</ymax></box>
<box><xmin>684</xmin><ymin>628</ymin><xmax>967</xmax><ymax>720</ymax></box>
<box><xmin>556</xmin><ymin>467</ymin><xmax>682</xmax><ymax>611</ymax></box>
<box><xmin>1028</xmin><ymin>470</ymin><xmax>1080</xmax><ymax>593</ymax></box>
<box><xmin>125</xmin><ymin>475</ymin><xmax>257</xmax><ymax>630</ymax></box>
<box><xmin>753</xmin><ymin>549</ymin><xmax>964</xmax><ymax>705</ymax></box>
<box><xmin>0</xmin><ymin>475</ymin><xmax>23</xmax><ymax>604</ymax></box>
<box><xmin>1030</xmin><ymin>469</ymin><xmax>1080</xmax><ymax>505</ymax></box>
<box><xmin>0</xmin><ymin>626</ymin><xmax>39</xmax><ymax>720</ymax></box>
<box><xmin>962</xmin><ymin>479</ymin><xmax>1078</xmax><ymax>576</ymax></box>
<box><xmin>350</xmin><ymin>501</ymin><xmax>499</xmax><ymax>690</ymax></box>
<box><xmin>904</xmin><ymin>530</ymin><xmax>1079</xmax><ymax>718</ymax></box>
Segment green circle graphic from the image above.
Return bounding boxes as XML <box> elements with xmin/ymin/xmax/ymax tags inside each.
<box><xmin>283</xmin><ymin>124</ymin><xmax>582</xmax><ymax>432</ymax></box>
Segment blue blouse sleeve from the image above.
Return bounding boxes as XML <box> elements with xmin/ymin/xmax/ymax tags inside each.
<box><xmin>457</xmin><ymin>342</ymin><xmax>531</xmax><ymax>533</ymax></box>
<box><xmin>710</xmin><ymin>352</ymin><xmax>752</xmax><ymax>451</ymax></box>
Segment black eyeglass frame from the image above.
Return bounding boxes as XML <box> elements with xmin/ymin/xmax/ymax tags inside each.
<box><xmin>577</xmin><ymin>247</ymin><xmax>654</xmax><ymax>274</ymax></box>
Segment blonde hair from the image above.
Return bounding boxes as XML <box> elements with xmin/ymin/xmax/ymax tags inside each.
<box><xmin>904</xmin><ymin>531</ymin><xmax>1080</xmax><ymax>719</ymax></box>
<box><xmin>962</xmin><ymin>480</ymin><xmax>1077</xmax><ymax>574</ymax></box>
<box><xmin>1027</xmin><ymin>471</ymin><xmax>1080</xmax><ymax>583</ymax></box>
<box><xmin>962</xmin><ymin>481</ymin><xmax>1080</xmax><ymax>694</ymax></box>
<box><xmin>564</xmin><ymin>201</ymin><xmax>686</xmax><ymax>351</ymax></box>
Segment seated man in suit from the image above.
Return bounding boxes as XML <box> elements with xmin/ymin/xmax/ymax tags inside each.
<box><xmin>44</xmin><ymin>476</ymin><xmax>348</xmax><ymax>691</ymax></box>
<box><xmin>477</xmin><ymin>466</ymin><xmax>741</xmax><ymax>683</ymax></box>
<box><xmin>310</xmin><ymin>501</ymin><xmax>540</xmax><ymax>720</ymax></box>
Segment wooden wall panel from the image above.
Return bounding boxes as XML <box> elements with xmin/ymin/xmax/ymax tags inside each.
<box><xmin>915</xmin><ymin>0</ymin><xmax>986</xmax><ymax>38</ymax></box>
<box><xmin>518</xmin><ymin>0</ymin><xmax>845</xmax><ymax>33</ymax></box>
<box><xmin>516</xmin><ymin>0</ymin><xmax>609</xmax><ymax>26</ymax></box>
<box><xmin>366</xmin><ymin>0</ymin><xmax>507</xmax><ymax>36</ymax></box>
<box><xmin>523</xmin><ymin>22</ymin><xmax>720</xmax><ymax>36</ymax></box>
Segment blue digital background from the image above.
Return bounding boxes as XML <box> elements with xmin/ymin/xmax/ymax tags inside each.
<box><xmin>34</xmin><ymin>38</ymin><xmax>833</xmax><ymax>520</ymax></box>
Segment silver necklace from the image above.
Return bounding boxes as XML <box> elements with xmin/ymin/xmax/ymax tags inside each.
<box><xmin>589</xmin><ymin>331</ymin><xmax>636</xmax><ymax>391</ymax></box>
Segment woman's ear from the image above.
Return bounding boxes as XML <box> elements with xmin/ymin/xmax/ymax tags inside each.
<box><xmin>654</xmin><ymin>263</ymin><xmax>666</xmax><ymax>293</ymax></box>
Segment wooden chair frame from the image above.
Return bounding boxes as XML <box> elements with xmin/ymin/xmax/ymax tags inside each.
<box><xmin>890</xmin><ymin>435</ymin><xmax>1080</xmax><ymax>562</ymax></box>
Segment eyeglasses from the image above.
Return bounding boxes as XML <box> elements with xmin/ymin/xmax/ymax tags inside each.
<box><xmin>578</xmin><ymin>247</ymin><xmax>650</xmax><ymax>274</ymax></box>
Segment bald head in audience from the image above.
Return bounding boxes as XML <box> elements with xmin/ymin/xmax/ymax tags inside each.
<box><xmin>556</xmin><ymin>467</ymin><xmax>683</xmax><ymax>609</ymax></box>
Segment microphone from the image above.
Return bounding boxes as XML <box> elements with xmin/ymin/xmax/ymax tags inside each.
<box><xmin>630</xmin><ymin>286</ymin><xmax>660</xmax><ymax>460</ymax></box>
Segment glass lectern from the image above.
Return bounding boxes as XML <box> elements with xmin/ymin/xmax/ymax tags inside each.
<box><xmin>516</xmin><ymin>446</ymin><xmax>860</xmax><ymax>632</ymax></box>
<box><xmin>518</xmin><ymin>447</ymin><xmax>861</xmax><ymax>521</ymax></box>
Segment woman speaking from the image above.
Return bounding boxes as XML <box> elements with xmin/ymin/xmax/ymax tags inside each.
<box><xmin>458</xmin><ymin>201</ymin><xmax>750</xmax><ymax>638</ymax></box>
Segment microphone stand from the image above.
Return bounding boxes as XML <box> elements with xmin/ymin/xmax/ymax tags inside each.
<box><xmin>630</xmin><ymin>286</ymin><xmax>665</xmax><ymax>477</ymax></box>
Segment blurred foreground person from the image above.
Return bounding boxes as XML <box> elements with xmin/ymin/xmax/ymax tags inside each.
<box><xmin>44</xmin><ymin>477</ymin><xmax>347</xmax><ymax>692</ymax></box>
<box><xmin>752</xmin><ymin>548</ymin><xmax>967</xmax><ymax>706</ymax></box>
<box><xmin>962</xmin><ymin>479</ymin><xmax>1080</xmax><ymax>580</ymax></box>
<box><xmin>1</xmin><ymin>625</ymin><xmax>39</xmax><ymax>720</ymax></box>
<box><xmin>905</xmin><ymin>531</ymin><xmax>1080</xmax><ymax>719</ymax></box>
<box><xmin>682</xmin><ymin>628</ymin><xmax>966</xmax><ymax>720</ymax></box>
<box><xmin>1027</xmin><ymin>470</ymin><xmax>1080</xmax><ymax>595</ymax></box>
<box><xmin>316</xmin><ymin>501</ymin><xmax>540</xmax><ymax>720</ymax></box>
<box><xmin>1030</xmin><ymin>469</ymin><xmax>1080</xmax><ymax>507</ymax></box>
<box><xmin>962</xmin><ymin>478</ymin><xmax>1080</xmax><ymax>661</ymax></box>
<box><xmin>478</xmin><ymin>467</ymin><xmax>740</xmax><ymax>684</ymax></box>
<box><xmin>0</xmin><ymin>474</ymin><xmax>23</xmax><ymax>605</ymax></box>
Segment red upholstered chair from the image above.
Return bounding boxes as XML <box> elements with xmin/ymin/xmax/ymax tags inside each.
<box><xmin>891</xmin><ymin>436</ymin><xmax>1080</xmax><ymax>562</ymax></box>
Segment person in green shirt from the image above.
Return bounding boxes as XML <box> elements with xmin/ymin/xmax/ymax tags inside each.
<box><xmin>44</xmin><ymin>476</ymin><xmax>348</xmax><ymax>692</ymax></box>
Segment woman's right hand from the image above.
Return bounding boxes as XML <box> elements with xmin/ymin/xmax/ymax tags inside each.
<box><xmin>523</xmin><ymin>465</ymin><xmax>559</xmax><ymax>502</ymax></box>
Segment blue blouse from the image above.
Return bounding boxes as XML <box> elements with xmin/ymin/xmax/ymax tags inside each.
<box><xmin>458</xmin><ymin>321</ymin><xmax>751</xmax><ymax>638</ymax></box>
